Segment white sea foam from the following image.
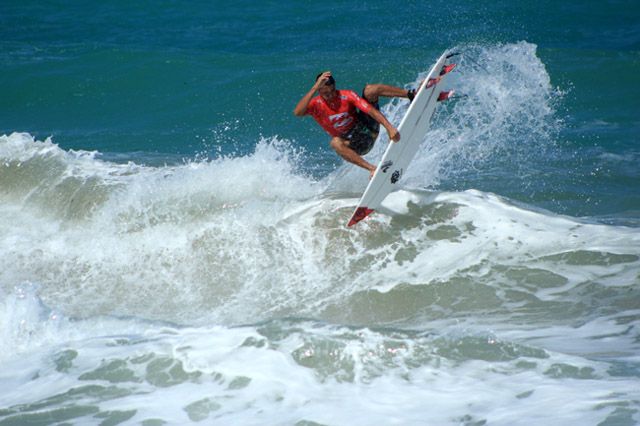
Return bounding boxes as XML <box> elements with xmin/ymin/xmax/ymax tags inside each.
<box><xmin>1</xmin><ymin>138</ymin><xmax>638</xmax><ymax>327</ymax></box>
<box><xmin>1</xmin><ymin>292</ymin><xmax>638</xmax><ymax>425</ymax></box>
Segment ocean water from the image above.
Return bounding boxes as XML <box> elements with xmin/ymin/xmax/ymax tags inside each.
<box><xmin>1</xmin><ymin>1</ymin><xmax>639</xmax><ymax>425</ymax></box>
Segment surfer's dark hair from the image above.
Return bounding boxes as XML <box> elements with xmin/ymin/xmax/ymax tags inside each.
<box><xmin>316</xmin><ymin>73</ymin><xmax>335</xmax><ymax>86</ymax></box>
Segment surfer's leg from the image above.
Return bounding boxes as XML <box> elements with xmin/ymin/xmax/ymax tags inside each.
<box><xmin>329</xmin><ymin>137</ymin><xmax>376</xmax><ymax>176</ymax></box>
<box><xmin>362</xmin><ymin>84</ymin><xmax>411</xmax><ymax>104</ymax></box>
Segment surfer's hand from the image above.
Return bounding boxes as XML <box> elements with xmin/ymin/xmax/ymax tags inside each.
<box><xmin>388</xmin><ymin>127</ymin><xmax>400</xmax><ymax>142</ymax></box>
<box><xmin>314</xmin><ymin>71</ymin><xmax>332</xmax><ymax>90</ymax></box>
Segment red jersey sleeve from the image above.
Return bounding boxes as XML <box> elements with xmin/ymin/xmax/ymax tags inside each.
<box><xmin>344</xmin><ymin>90</ymin><xmax>372</xmax><ymax>114</ymax></box>
<box><xmin>305</xmin><ymin>98</ymin><xmax>318</xmax><ymax>116</ymax></box>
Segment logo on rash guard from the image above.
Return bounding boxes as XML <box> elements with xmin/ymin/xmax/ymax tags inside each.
<box><xmin>329</xmin><ymin>112</ymin><xmax>353</xmax><ymax>130</ymax></box>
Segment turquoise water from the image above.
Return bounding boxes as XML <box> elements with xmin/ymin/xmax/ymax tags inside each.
<box><xmin>1</xmin><ymin>1</ymin><xmax>639</xmax><ymax>425</ymax></box>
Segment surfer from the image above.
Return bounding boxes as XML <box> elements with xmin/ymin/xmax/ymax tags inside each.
<box><xmin>293</xmin><ymin>71</ymin><xmax>416</xmax><ymax>177</ymax></box>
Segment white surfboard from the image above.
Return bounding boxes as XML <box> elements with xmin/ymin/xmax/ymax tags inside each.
<box><xmin>347</xmin><ymin>51</ymin><xmax>457</xmax><ymax>226</ymax></box>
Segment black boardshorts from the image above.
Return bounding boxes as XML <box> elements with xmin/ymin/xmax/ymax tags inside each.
<box><xmin>342</xmin><ymin>91</ymin><xmax>381</xmax><ymax>156</ymax></box>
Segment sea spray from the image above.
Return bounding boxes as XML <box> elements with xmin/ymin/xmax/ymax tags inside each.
<box><xmin>331</xmin><ymin>42</ymin><xmax>563</xmax><ymax>196</ymax></box>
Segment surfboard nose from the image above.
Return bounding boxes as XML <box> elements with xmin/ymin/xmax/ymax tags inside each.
<box><xmin>348</xmin><ymin>206</ymin><xmax>375</xmax><ymax>226</ymax></box>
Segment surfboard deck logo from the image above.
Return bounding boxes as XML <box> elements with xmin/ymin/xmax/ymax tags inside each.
<box><xmin>347</xmin><ymin>51</ymin><xmax>458</xmax><ymax>227</ymax></box>
<box><xmin>381</xmin><ymin>160</ymin><xmax>393</xmax><ymax>173</ymax></box>
<box><xmin>390</xmin><ymin>169</ymin><xmax>402</xmax><ymax>184</ymax></box>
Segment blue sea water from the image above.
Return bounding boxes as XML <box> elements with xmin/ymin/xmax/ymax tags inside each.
<box><xmin>1</xmin><ymin>1</ymin><xmax>639</xmax><ymax>425</ymax></box>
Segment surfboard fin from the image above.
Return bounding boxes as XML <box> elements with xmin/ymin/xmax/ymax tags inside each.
<box><xmin>440</xmin><ymin>63</ymin><xmax>457</xmax><ymax>76</ymax></box>
<box><xmin>426</xmin><ymin>77</ymin><xmax>440</xmax><ymax>88</ymax></box>
<box><xmin>426</xmin><ymin>64</ymin><xmax>456</xmax><ymax>89</ymax></box>
<box><xmin>348</xmin><ymin>206</ymin><xmax>375</xmax><ymax>226</ymax></box>
<box><xmin>437</xmin><ymin>90</ymin><xmax>455</xmax><ymax>102</ymax></box>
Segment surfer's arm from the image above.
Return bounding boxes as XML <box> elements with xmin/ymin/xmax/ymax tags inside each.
<box><xmin>367</xmin><ymin>108</ymin><xmax>400</xmax><ymax>142</ymax></box>
<box><xmin>293</xmin><ymin>72</ymin><xmax>330</xmax><ymax>116</ymax></box>
<box><xmin>293</xmin><ymin>87</ymin><xmax>317</xmax><ymax>116</ymax></box>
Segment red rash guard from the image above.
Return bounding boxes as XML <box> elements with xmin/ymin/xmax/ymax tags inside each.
<box><xmin>305</xmin><ymin>90</ymin><xmax>373</xmax><ymax>137</ymax></box>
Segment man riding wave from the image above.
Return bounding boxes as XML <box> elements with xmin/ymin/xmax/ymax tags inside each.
<box><xmin>294</xmin><ymin>71</ymin><xmax>415</xmax><ymax>178</ymax></box>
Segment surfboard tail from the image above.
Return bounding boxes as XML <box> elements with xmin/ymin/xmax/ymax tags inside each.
<box><xmin>348</xmin><ymin>207</ymin><xmax>375</xmax><ymax>227</ymax></box>
<box><xmin>426</xmin><ymin>63</ymin><xmax>456</xmax><ymax>88</ymax></box>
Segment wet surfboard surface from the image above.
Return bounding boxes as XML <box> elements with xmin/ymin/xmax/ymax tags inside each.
<box><xmin>348</xmin><ymin>51</ymin><xmax>457</xmax><ymax>226</ymax></box>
